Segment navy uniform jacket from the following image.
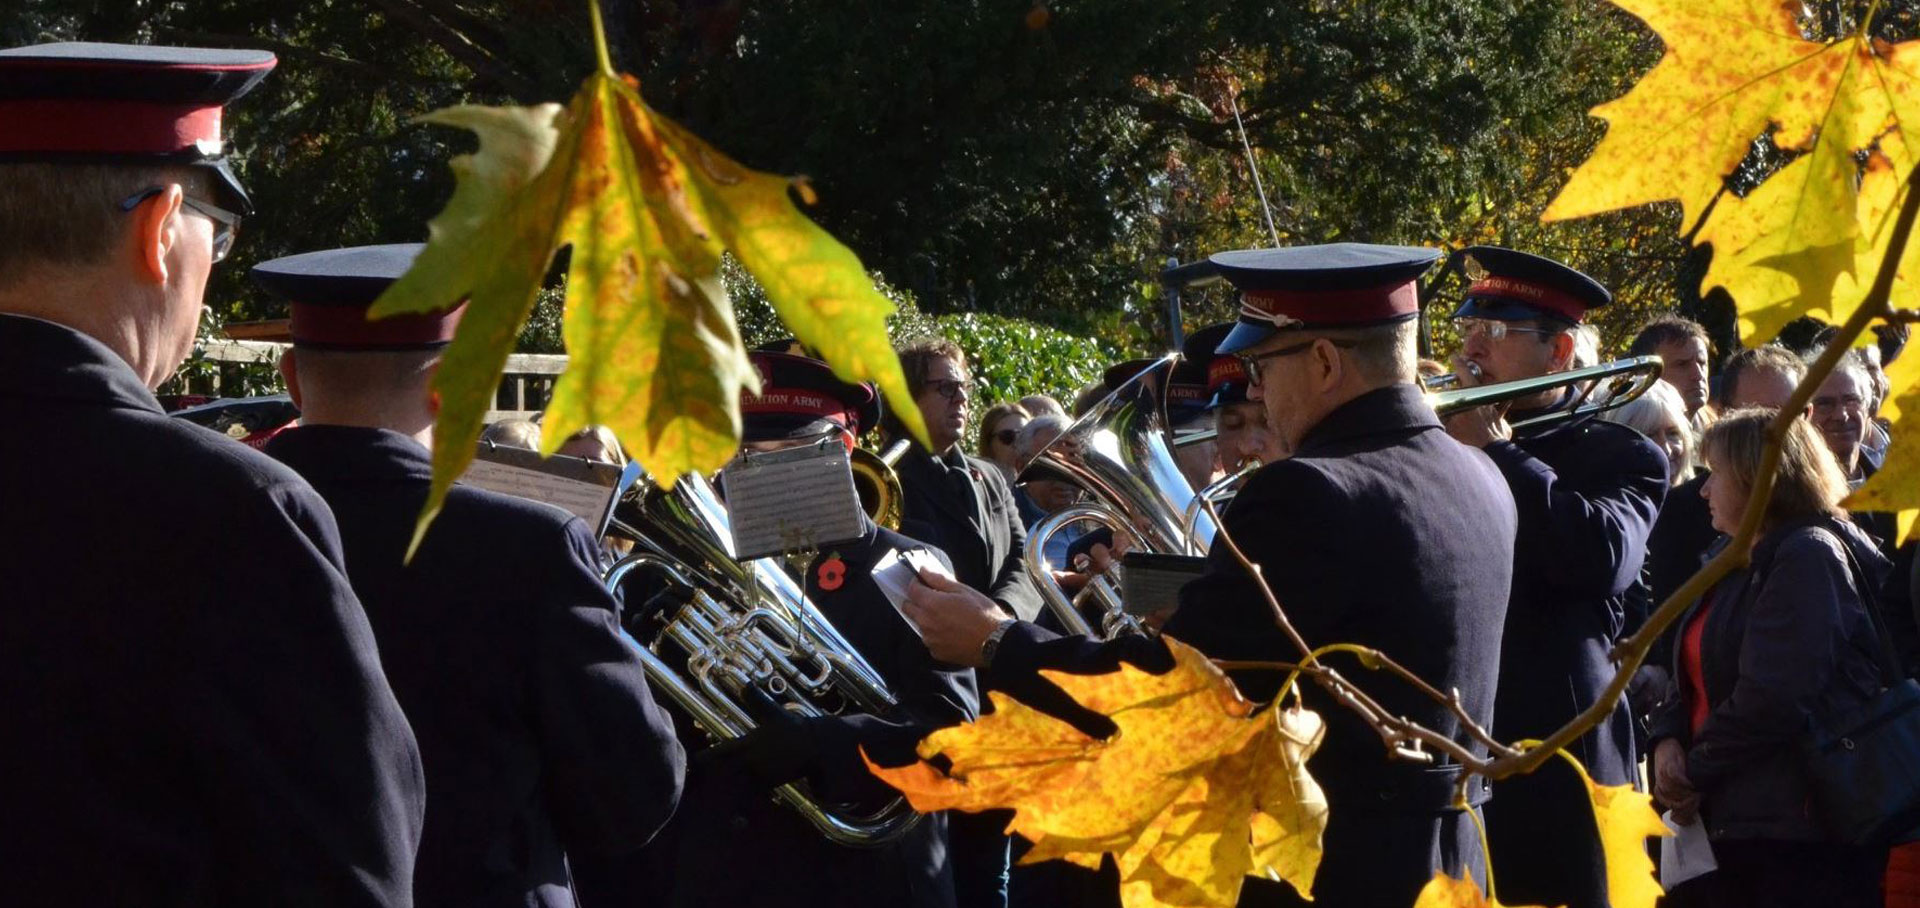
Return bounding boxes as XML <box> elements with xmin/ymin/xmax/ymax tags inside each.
<box><xmin>0</xmin><ymin>315</ymin><xmax>425</xmax><ymax>905</ymax></box>
<box><xmin>1481</xmin><ymin>412</ymin><xmax>1665</xmax><ymax>908</ymax></box>
<box><xmin>991</xmin><ymin>385</ymin><xmax>1518</xmax><ymax>907</ymax></box>
<box><xmin>896</xmin><ymin>446</ymin><xmax>1044</xmax><ymax>623</ymax></box>
<box><xmin>266</xmin><ymin>425</ymin><xmax>686</xmax><ymax>908</ymax></box>
<box><xmin>578</xmin><ymin>522</ymin><xmax>979</xmax><ymax>908</ymax></box>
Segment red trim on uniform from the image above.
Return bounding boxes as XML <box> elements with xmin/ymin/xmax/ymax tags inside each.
<box><xmin>1468</xmin><ymin>276</ymin><xmax>1590</xmax><ymax>323</ymax></box>
<box><xmin>288</xmin><ymin>301</ymin><xmax>464</xmax><ymax>348</ymax></box>
<box><xmin>1240</xmin><ymin>278</ymin><xmax>1420</xmax><ymax>327</ymax></box>
<box><xmin>741</xmin><ymin>389</ymin><xmax>857</xmax><ymax>428</ymax></box>
<box><xmin>1207</xmin><ymin>356</ymin><xmax>1246</xmax><ymax>394</ymax></box>
<box><xmin>0</xmin><ymin>99</ymin><xmax>222</xmax><ymax>155</ymax></box>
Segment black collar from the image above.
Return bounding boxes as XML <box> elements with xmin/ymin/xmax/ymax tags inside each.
<box><xmin>264</xmin><ymin>424</ymin><xmax>434</xmax><ymax>483</ymax></box>
<box><xmin>0</xmin><ymin>314</ymin><xmax>162</xmax><ymax>413</ymax></box>
<box><xmin>1295</xmin><ymin>383</ymin><xmax>1440</xmax><ymax>456</ymax></box>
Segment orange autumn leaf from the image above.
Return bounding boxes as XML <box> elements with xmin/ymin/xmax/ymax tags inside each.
<box><xmin>865</xmin><ymin>638</ymin><xmax>1329</xmax><ymax>908</ymax></box>
<box><xmin>1410</xmin><ymin>872</ymin><xmax>1554</xmax><ymax>908</ymax></box>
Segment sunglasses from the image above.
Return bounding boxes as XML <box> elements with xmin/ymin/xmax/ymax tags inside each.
<box><xmin>120</xmin><ymin>186</ymin><xmax>242</xmax><ymax>263</ymax></box>
<box><xmin>993</xmin><ymin>429</ymin><xmax>1019</xmax><ymax>445</ymax></box>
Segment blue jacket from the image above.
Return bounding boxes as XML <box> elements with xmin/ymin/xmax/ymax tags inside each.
<box><xmin>1650</xmin><ymin>518</ymin><xmax>1889</xmax><ymax>843</ymax></box>
<box><xmin>0</xmin><ymin>315</ymin><xmax>424</xmax><ymax>906</ymax></box>
<box><xmin>268</xmin><ymin>425</ymin><xmax>686</xmax><ymax>907</ymax></box>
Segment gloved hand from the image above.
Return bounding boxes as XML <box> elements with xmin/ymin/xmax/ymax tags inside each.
<box><xmin>693</xmin><ymin>686</ymin><xmax>821</xmax><ymax>791</ymax></box>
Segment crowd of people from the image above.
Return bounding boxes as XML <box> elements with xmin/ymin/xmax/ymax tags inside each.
<box><xmin>6</xmin><ymin>37</ymin><xmax>1919</xmax><ymax>908</ymax></box>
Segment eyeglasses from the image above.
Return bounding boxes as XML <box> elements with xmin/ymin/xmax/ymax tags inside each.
<box><xmin>1235</xmin><ymin>337</ymin><xmax>1359</xmax><ymax>387</ymax></box>
<box><xmin>993</xmin><ymin>429</ymin><xmax>1019</xmax><ymax>445</ymax></box>
<box><xmin>119</xmin><ymin>187</ymin><xmax>242</xmax><ymax>263</ymax></box>
<box><xmin>1453</xmin><ymin>317</ymin><xmax>1556</xmax><ymax>343</ymax></box>
<box><xmin>925</xmin><ymin>378</ymin><xmax>970</xmax><ymax>402</ymax></box>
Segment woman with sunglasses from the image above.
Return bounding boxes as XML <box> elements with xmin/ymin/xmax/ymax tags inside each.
<box><xmin>975</xmin><ymin>403</ymin><xmax>1031</xmax><ymax>483</ymax></box>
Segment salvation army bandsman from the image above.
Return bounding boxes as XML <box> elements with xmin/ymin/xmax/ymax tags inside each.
<box><xmin>902</xmin><ymin>243</ymin><xmax>1520</xmax><ymax>908</ymax></box>
<box><xmin>0</xmin><ymin>44</ymin><xmax>426</xmax><ymax>904</ymax></box>
<box><xmin>254</xmin><ymin>245</ymin><xmax>687</xmax><ymax>907</ymax></box>
<box><xmin>1442</xmin><ymin>246</ymin><xmax>1668</xmax><ymax>908</ymax></box>
<box><xmin>574</xmin><ymin>347</ymin><xmax>980</xmax><ymax>908</ymax></box>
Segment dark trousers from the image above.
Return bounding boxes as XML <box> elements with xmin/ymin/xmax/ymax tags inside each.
<box><xmin>1242</xmin><ymin>806</ymin><xmax>1485</xmax><ymax>908</ymax></box>
<box><xmin>951</xmin><ymin>809</ymin><xmax>1010</xmax><ymax>908</ymax></box>
<box><xmin>1692</xmin><ymin>839</ymin><xmax>1884</xmax><ymax>908</ymax></box>
<box><xmin>1486</xmin><ymin>758</ymin><xmax>1608</xmax><ymax>908</ymax></box>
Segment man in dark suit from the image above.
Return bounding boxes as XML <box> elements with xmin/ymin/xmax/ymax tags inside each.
<box><xmin>577</xmin><ymin>346</ymin><xmax>981</xmax><ymax>908</ymax></box>
<box><xmin>0</xmin><ymin>44</ymin><xmax>425</xmax><ymax>905</ymax></box>
<box><xmin>255</xmin><ymin>244</ymin><xmax>687</xmax><ymax>907</ymax></box>
<box><xmin>904</xmin><ymin>243</ymin><xmax>1519</xmax><ymax>908</ymax></box>
<box><xmin>886</xmin><ymin>337</ymin><xmax>1046</xmax><ymax>907</ymax></box>
<box><xmin>1442</xmin><ymin>246</ymin><xmax>1668</xmax><ymax>908</ymax></box>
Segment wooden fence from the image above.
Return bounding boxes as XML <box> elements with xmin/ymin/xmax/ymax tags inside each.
<box><xmin>189</xmin><ymin>339</ymin><xmax>568</xmax><ymax>422</ymax></box>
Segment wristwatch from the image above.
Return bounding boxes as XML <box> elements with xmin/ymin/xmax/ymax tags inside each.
<box><xmin>979</xmin><ymin>617</ymin><xmax>1018</xmax><ymax>667</ymax></box>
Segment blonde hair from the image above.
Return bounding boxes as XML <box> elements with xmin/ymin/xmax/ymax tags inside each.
<box><xmin>562</xmin><ymin>425</ymin><xmax>628</xmax><ymax>468</ymax></box>
<box><xmin>1604</xmin><ymin>379</ymin><xmax>1695</xmax><ymax>484</ymax></box>
<box><xmin>1701</xmin><ymin>407</ymin><xmax>1850</xmax><ymax>528</ymax></box>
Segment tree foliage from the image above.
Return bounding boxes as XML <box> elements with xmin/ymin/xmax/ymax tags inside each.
<box><xmin>13</xmin><ymin>0</ymin><xmax>1698</xmax><ymax>357</ymax></box>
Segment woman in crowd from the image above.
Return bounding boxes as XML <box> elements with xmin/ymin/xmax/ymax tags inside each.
<box><xmin>976</xmin><ymin>402</ymin><xmax>1031</xmax><ymax>483</ymax></box>
<box><xmin>1649</xmin><ymin>408</ymin><xmax>1891</xmax><ymax>907</ymax></box>
<box><xmin>1605</xmin><ymin>379</ymin><xmax>1696</xmax><ymax>487</ymax></box>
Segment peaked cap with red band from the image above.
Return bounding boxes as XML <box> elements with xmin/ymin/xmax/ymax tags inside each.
<box><xmin>1209</xmin><ymin>242</ymin><xmax>1441</xmax><ymax>355</ymax></box>
<box><xmin>743</xmin><ymin>350</ymin><xmax>879</xmax><ymax>443</ymax></box>
<box><xmin>1177</xmin><ymin>322</ymin><xmax>1252</xmax><ymax>411</ymax></box>
<box><xmin>1451</xmin><ymin>245</ymin><xmax>1610</xmax><ymax>325</ymax></box>
<box><xmin>0</xmin><ymin>42</ymin><xmax>276</xmax><ymax>213</ymax></box>
<box><xmin>252</xmin><ymin>244</ymin><xmax>466</xmax><ymax>351</ymax></box>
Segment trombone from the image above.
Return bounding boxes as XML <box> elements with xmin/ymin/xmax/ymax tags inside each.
<box><xmin>1428</xmin><ymin>356</ymin><xmax>1664</xmax><ymax>429</ymax></box>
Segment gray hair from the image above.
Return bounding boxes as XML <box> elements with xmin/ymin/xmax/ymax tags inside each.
<box><xmin>1015</xmin><ymin>414</ymin><xmax>1070</xmax><ymax>462</ymax></box>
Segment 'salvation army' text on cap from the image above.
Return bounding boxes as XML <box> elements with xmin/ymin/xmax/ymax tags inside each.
<box><xmin>1179</xmin><ymin>322</ymin><xmax>1249</xmax><ymax>411</ymax></box>
<box><xmin>0</xmin><ymin>42</ymin><xmax>276</xmax><ymax>212</ymax></box>
<box><xmin>1450</xmin><ymin>245</ymin><xmax>1611</xmax><ymax>325</ymax></box>
<box><xmin>744</xmin><ymin>347</ymin><xmax>879</xmax><ymax>444</ymax></box>
<box><xmin>251</xmin><ymin>244</ymin><xmax>465</xmax><ymax>350</ymax></box>
<box><xmin>1209</xmin><ymin>242</ymin><xmax>1442</xmax><ymax>355</ymax></box>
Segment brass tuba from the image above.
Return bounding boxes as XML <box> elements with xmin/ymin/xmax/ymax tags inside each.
<box><xmin>596</xmin><ymin>463</ymin><xmax>921</xmax><ymax>846</ymax></box>
<box><xmin>1020</xmin><ymin>354</ymin><xmax>1218</xmax><ymax>639</ymax></box>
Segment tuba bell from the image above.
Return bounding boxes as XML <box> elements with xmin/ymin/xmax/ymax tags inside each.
<box><xmin>596</xmin><ymin>462</ymin><xmax>921</xmax><ymax>846</ymax></box>
<box><xmin>1019</xmin><ymin>354</ymin><xmax>1218</xmax><ymax>639</ymax></box>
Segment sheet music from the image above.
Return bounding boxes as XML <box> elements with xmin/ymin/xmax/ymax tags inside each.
<box><xmin>458</xmin><ymin>442</ymin><xmax>623</xmax><ymax>523</ymax></box>
<box><xmin>872</xmin><ymin>546</ymin><xmax>955</xmax><ymax>639</ymax></box>
<box><xmin>724</xmin><ymin>440</ymin><xmax>866</xmax><ymax>559</ymax></box>
<box><xmin>1120</xmin><ymin>553</ymin><xmax>1208</xmax><ymax>616</ymax></box>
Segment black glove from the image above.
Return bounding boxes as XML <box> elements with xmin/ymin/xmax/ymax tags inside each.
<box><xmin>693</xmin><ymin>686</ymin><xmax>820</xmax><ymax>791</ymax></box>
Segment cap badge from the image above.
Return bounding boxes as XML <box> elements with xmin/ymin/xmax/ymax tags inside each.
<box><xmin>1462</xmin><ymin>253</ymin><xmax>1488</xmax><ymax>282</ymax></box>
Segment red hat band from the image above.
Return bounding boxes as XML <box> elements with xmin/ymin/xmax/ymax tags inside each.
<box><xmin>0</xmin><ymin>98</ymin><xmax>222</xmax><ymax>156</ymax></box>
<box><xmin>1207</xmin><ymin>356</ymin><xmax>1247</xmax><ymax>395</ymax></box>
<box><xmin>289</xmin><ymin>302</ymin><xmax>465</xmax><ymax>349</ymax></box>
<box><xmin>742</xmin><ymin>389</ymin><xmax>858</xmax><ymax>430</ymax></box>
<box><xmin>1239</xmin><ymin>278</ymin><xmax>1420</xmax><ymax>329</ymax></box>
<box><xmin>1467</xmin><ymin>276</ymin><xmax>1589</xmax><ymax>323</ymax></box>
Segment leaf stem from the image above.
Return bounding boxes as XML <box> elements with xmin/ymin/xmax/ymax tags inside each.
<box><xmin>587</xmin><ymin>0</ymin><xmax>615</xmax><ymax>77</ymax></box>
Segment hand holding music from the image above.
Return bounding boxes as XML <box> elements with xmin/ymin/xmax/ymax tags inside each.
<box><xmin>902</xmin><ymin>568</ymin><xmax>1013</xmax><ymax>667</ymax></box>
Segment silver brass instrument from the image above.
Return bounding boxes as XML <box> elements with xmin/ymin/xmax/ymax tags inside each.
<box><xmin>597</xmin><ymin>463</ymin><xmax>920</xmax><ymax>846</ymax></box>
<box><xmin>1020</xmin><ymin>354</ymin><xmax>1218</xmax><ymax>638</ymax></box>
<box><xmin>1430</xmin><ymin>356</ymin><xmax>1663</xmax><ymax>429</ymax></box>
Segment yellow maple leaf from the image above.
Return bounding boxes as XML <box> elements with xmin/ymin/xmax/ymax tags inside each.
<box><xmin>1543</xmin><ymin>0</ymin><xmax>1920</xmax><ymax>344</ymax></box>
<box><xmin>1557</xmin><ymin>753</ymin><xmax>1671</xmax><ymax>908</ymax></box>
<box><xmin>1410</xmin><ymin>872</ymin><xmax>1553</xmax><ymax>908</ymax></box>
<box><xmin>865</xmin><ymin>638</ymin><xmax>1329</xmax><ymax>908</ymax></box>
<box><xmin>368</xmin><ymin>4</ymin><xmax>926</xmax><ymax>554</ymax></box>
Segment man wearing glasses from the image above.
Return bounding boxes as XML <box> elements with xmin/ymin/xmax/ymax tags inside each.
<box><xmin>1441</xmin><ymin>245</ymin><xmax>1667</xmax><ymax>908</ymax></box>
<box><xmin>900</xmin><ymin>243</ymin><xmax>1518</xmax><ymax>907</ymax></box>
<box><xmin>0</xmin><ymin>43</ymin><xmax>424</xmax><ymax>903</ymax></box>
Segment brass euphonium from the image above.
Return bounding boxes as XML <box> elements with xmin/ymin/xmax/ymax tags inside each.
<box><xmin>1020</xmin><ymin>354</ymin><xmax>1219</xmax><ymax>639</ymax></box>
<box><xmin>848</xmin><ymin>439</ymin><xmax>909</xmax><ymax>530</ymax></box>
<box><xmin>595</xmin><ymin>462</ymin><xmax>921</xmax><ymax>846</ymax></box>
